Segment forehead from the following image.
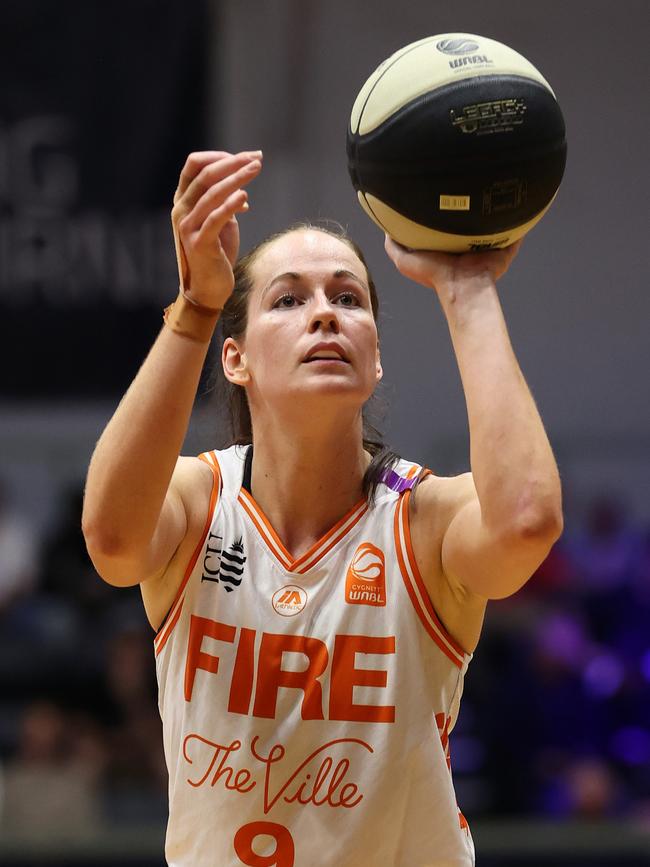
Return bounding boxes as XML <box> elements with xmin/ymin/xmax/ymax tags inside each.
<box><xmin>251</xmin><ymin>229</ymin><xmax>367</xmax><ymax>287</ymax></box>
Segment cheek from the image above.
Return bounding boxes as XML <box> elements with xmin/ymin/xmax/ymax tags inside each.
<box><xmin>358</xmin><ymin>323</ymin><xmax>380</xmax><ymax>366</ymax></box>
<box><xmin>245</xmin><ymin>321</ymin><xmax>296</xmax><ymax>377</ymax></box>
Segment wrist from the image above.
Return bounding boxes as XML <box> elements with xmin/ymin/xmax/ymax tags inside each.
<box><xmin>434</xmin><ymin>271</ymin><xmax>497</xmax><ymax>307</ymax></box>
<box><xmin>163</xmin><ymin>289</ymin><xmax>222</xmax><ymax>343</ymax></box>
<box><xmin>437</xmin><ymin>276</ymin><xmax>500</xmax><ymax>322</ymax></box>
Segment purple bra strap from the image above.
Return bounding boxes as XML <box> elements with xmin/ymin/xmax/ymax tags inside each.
<box><xmin>380</xmin><ymin>467</ymin><xmax>419</xmax><ymax>494</ymax></box>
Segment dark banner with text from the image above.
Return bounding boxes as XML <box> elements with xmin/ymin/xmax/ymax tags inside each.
<box><xmin>0</xmin><ymin>0</ymin><xmax>211</xmax><ymax>398</ymax></box>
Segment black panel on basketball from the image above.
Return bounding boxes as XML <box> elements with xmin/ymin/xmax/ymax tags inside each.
<box><xmin>347</xmin><ymin>76</ymin><xmax>566</xmax><ymax>235</ymax></box>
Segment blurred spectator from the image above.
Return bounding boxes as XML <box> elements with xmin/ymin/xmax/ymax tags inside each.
<box><xmin>40</xmin><ymin>482</ymin><xmax>116</xmax><ymax>621</ymax></box>
<box><xmin>566</xmin><ymin>495</ymin><xmax>642</xmax><ymax>593</ymax></box>
<box><xmin>0</xmin><ymin>478</ymin><xmax>37</xmax><ymax>612</ymax></box>
<box><xmin>0</xmin><ymin>701</ymin><xmax>104</xmax><ymax>839</ymax></box>
<box><xmin>99</xmin><ymin>625</ymin><xmax>167</xmax><ymax>825</ymax></box>
<box><xmin>537</xmin><ymin>756</ymin><xmax>624</xmax><ymax>819</ymax></box>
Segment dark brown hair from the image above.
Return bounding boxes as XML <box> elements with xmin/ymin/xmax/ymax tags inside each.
<box><xmin>212</xmin><ymin>221</ymin><xmax>401</xmax><ymax>503</ymax></box>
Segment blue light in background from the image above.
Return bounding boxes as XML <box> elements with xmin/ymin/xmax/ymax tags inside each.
<box><xmin>640</xmin><ymin>648</ymin><xmax>650</xmax><ymax>682</ymax></box>
<box><xmin>583</xmin><ymin>652</ymin><xmax>624</xmax><ymax>699</ymax></box>
<box><xmin>610</xmin><ymin>726</ymin><xmax>650</xmax><ymax>766</ymax></box>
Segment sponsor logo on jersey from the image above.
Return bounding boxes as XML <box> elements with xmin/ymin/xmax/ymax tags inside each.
<box><xmin>272</xmin><ymin>584</ymin><xmax>308</xmax><ymax>616</ymax></box>
<box><xmin>345</xmin><ymin>542</ymin><xmax>386</xmax><ymax>606</ymax></box>
<box><xmin>201</xmin><ymin>533</ymin><xmax>247</xmax><ymax>592</ymax></box>
<box><xmin>436</xmin><ymin>38</ymin><xmax>480</xmax><ymax>55</ymax></box>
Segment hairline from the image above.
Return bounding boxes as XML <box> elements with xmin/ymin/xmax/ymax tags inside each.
<box><xmin>248</xmin><ymin>227</ymin><xmax>371</xmax><ymax>295</ymax></box>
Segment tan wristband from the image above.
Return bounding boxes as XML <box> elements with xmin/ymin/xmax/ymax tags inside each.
<box><xmin>163</xmin><ymin>290</ymin><xmax>221</xmax><ymax>343</ymax></box>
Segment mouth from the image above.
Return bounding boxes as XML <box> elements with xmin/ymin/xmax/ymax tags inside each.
<box><xmin>303</xmin><ymin>344</ymin><xmax>350</xmax><ymax>363</ymax></box>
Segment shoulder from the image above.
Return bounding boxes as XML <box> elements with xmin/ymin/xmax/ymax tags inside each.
<box><xmin>407</xmin><ymin>471</ymin><xmax>487</xmax><ymax>654</ymax></box>
<box><xmin>140</xmin><ymin>455</ymin><xmax>218</xmax><ymax>631</ymax></box>
<box><xmin>407</xmin><ymin>470</ymin><xmax>478</xmax><ymax>570</ymax></box>
<box><xmin>172</xmin><ymin>455</ymin><xmax>217</xmax><ymax>518</ymax></box>
<box><xmin>411</xmin><ymin>471</ymin><xmax>477</xmax><ymax>524</ymax></box>
<box><xmin>168</xmin><ymin>454</ymin><xmax>222</xmax><ymax>571</ymax></box>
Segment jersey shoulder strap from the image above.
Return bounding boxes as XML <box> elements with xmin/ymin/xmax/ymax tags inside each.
<box><xmin>197</xmin><ymin>444</ymin><xmax>251</xmax><ymax>497</ymax></box>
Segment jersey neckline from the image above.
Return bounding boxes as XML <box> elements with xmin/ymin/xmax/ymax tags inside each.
<box><xmin>237</xmin><ymin>486</ymin><xmax>369</xmax><ymax>575</ymax></box>
<box><xmin>235</xmin><ymin>443</ymin><xmax>370</xmax><ymax>574</ymax></box>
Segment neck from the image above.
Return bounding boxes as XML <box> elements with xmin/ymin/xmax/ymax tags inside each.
<box><xmin>248</xmin><ymin>409</ymin><xmax>370</xmax><ymax>560</ymax></box>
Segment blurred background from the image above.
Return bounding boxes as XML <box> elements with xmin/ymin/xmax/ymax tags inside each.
<box><xmin>0</xmin><ymin>0</ymin><xmax>648</xmax><ymax>864</ymax></box>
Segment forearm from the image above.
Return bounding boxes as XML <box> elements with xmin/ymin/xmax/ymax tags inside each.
<box><xmin>82</xmin><ymin>322</ymin><xmax>213</xmax><ymax>555</ymax></box>
<box><xmin>440</xmin><ymin>275</ymin><xmax>562</xmax><ymax>536</ymax></box>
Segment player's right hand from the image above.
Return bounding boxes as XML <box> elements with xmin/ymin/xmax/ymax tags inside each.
<box><xmin>171</xmin><ymin>150</ymin><xmax>263</xmax><ymax>308</ymax></box>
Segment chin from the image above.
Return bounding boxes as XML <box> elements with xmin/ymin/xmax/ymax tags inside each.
<box><xmin>279</xmin><ymin>381</ymin><xmax>374</xmax><ymax>409</ymax></box>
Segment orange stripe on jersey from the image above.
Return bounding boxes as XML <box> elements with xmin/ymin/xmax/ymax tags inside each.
<box><xmin>201</xmin><ymin>450</ymin><xmax>219</xmax><ymax>469</ymax></box>
<box><xmin>239</xmin><ymin>490</ymin><xmax>368</xmax><ymax>575</ymax></box>
<box><xmin>393</xmin><ymin>493</ymin><xmax>466</xmax><ymax>668</ymax></box>
<box><xmin>154</xmin><ymin>453</ymin><xmax>222</xmax><ymax>656</ymax></box>
<box><xmin>293</xmin><ymin>500</ymin><xmax>368</xmax><ymax>573</ymax></box>
<box><xmin>408</xmin><ymin>464</ymin><xmax>432</xmax><ymax>484</ymax></box>
<box><xmin>154</xmin><ymin>599</ymin><xmax>183</xmax><ymax>656</ymax></box>
<box><xmin>400</xmin><ymin>489</ymin><xmax>466</xmax><ymax>658</ymax></box>
<box><xmin>238</xmin><ymin>490</ymin><xmax>293</xmax><ymax>570</ymax></box>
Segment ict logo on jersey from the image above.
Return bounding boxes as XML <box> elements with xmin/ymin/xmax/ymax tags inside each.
<box><xmin>272</xmin><ymin>584</ymin><xmax>308</xmax><ymax>616</ymax></box>
<box><xmin>345</xmin><ymin>542</ymin><xmax>386</xmax><ymax>606</ymax></box>
<box><xmin>201</xmin><ymin>533</ymin><xmax>247</xmax><ymax>593</ymax></box>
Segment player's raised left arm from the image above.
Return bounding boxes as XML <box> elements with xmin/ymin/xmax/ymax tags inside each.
<box><xmin>385</xmin><ymin>236</ymin><xmax>563</xmax><ymax>600</ymax></box>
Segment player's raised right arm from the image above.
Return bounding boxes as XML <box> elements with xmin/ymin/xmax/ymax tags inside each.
<box><xmin>81</xmin><ymin>150</ymin><xmax>262</xmax><ymax>588</ymax></box>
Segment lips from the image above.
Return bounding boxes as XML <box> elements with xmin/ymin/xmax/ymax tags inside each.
<box><xmin>303</xmin><ymin>342</ymin><xmax>350</xmax><ymax>363</ymax></box>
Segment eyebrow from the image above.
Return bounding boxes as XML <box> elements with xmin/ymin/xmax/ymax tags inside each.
<box><xmin>262</xmin><ymin>269</ymin><xmax>368</xmax><ymax>298</ymax></box>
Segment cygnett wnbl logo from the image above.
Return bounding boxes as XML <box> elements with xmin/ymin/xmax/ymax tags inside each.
<box><xmin>345</xmin><ymin>542</ymin><xmax>386</xmax><ymax>606</ymax></box>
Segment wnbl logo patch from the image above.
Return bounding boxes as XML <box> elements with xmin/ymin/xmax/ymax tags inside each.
<box><xmin>201</xmin><ymin>533</ymin><xmax>247</xmax><ymax>592</ymax></box>
<box><xmin>345</xmin><ymin>542</ymin><xmax>386</xmax><ymax>606</ymax></box>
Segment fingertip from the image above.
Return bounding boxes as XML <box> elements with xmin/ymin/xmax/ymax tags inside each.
<box><xmin>234</xmin><ymin>193</ymin><xmax>250</xmax><ymax>214</ymax></box>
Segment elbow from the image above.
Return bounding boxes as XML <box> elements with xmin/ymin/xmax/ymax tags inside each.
<box><xmin>81</xmin><ymin>516</ymin><xmax>142</xmax><ymax>587</ymax></box>
<box><xmin>81</xmin><ymin>511</ymin><xmax>124</xmax><ymax>559</ymax></box>
<box><xmin>516</xmin><ymin>507</ymin><xmax>564</xmax><ymax>543</ymax></box>
<box><xmin>514</xmin><ymin>480</ymin><xmax>564</xmax><ymax>542</ymax></box>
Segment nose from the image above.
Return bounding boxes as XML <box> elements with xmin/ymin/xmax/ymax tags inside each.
<box><xmin>307</xmin><ymin>292</ymin><xmax>340</xmax><ymax>334</ymax></box>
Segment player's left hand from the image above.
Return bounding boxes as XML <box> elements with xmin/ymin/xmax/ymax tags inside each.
<box><xmin>384</xmin><ymin>234</ymin><xmax>522</xmax><ymax>297</ymax></box>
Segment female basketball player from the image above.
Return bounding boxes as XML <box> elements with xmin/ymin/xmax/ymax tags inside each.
<box><xmin>82</xmin><ymin>150</ymin><xmax>563</xmax><ymax>866</ymax></box>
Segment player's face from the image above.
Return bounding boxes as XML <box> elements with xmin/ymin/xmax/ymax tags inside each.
<box><xmin>224</xmin><ymin>230</ymin><xmax>382</xmax><ymax>411</ymax></box>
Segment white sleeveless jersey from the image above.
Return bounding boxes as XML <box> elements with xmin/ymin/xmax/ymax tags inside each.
<box><xmin>154</xmin><ymin>445</ymin><xmax>474</xmax><ymax>867</ymax></box>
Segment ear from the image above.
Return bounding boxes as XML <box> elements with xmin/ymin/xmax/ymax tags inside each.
<box><xmin>222</xmin><ymin>337</ymin><xmax>250</xmax><ymax>386</ymax></box>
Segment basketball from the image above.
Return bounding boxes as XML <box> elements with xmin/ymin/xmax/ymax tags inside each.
<box><xmin>347</xmin><ymin>33</ymin><xmax>567</xmax><ymax>252</ymax></box>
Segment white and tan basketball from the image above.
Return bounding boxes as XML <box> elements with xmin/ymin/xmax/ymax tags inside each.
<box><xmin>347</xmin><ymin>33</ymin><xmax>567</xmax><ymax>252</ymax></box>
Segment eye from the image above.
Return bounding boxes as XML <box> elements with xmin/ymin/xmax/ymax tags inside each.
<box><xmin>273</xmin><ymin>293</ymin><xmax>300</xmax><ymax>308</ymax></box>
<box><xmin>335</xmin><ymin>291</ymin><xmax>361</xmax><ymax>307</ymax></box>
